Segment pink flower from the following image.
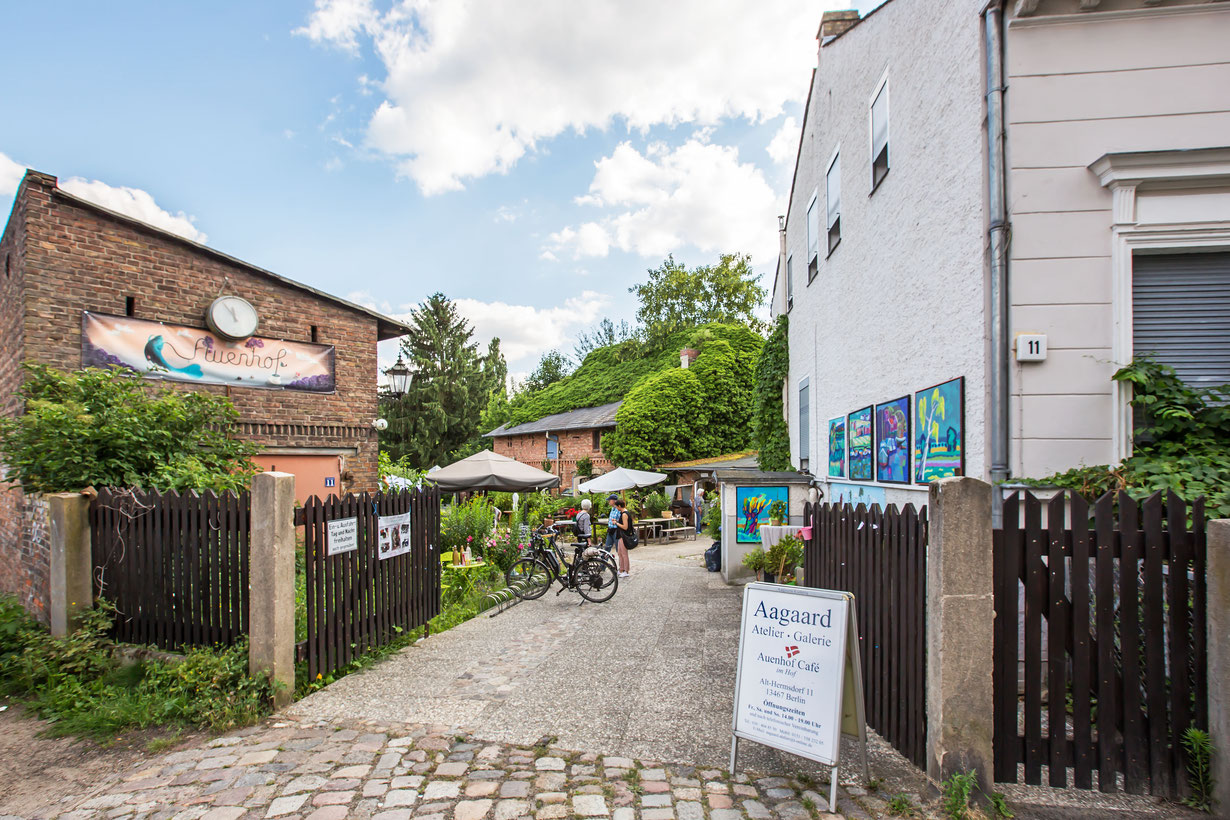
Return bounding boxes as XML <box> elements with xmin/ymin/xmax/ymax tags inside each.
<box><xmin>466</xmin><ymin>535</ymin><xmax>473</xmax><ymax>542</ymax></box>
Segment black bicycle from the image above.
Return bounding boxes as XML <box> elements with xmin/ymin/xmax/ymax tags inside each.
<box><xmin>506</xmin><ymin>525</ymin><xmax>618</xmax><ymax>603</ymax></box>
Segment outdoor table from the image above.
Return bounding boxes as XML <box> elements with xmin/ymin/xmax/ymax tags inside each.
<box><xmin>757</xmin><ymin>524</ymin><xmax>801</xmax><ymax>550</ymax></box>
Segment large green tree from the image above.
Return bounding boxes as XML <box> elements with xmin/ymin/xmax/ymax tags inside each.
<box><xmin>601</xmin><ymin>368</ymin><xmax>706</xmax><ymax>469</ymax></box>
<box><xmin>380</xmin><ymin>293</ymin><xmax>501</xmax><ymax>468</ymax></box>
<box><xmin>752</xmin><ymin>316</ymin><xmax>791</xmax><ymax>471</ymax></box>
<box><xmin>523</xmin><ymin>350</ymin><xmax>573</xmax><ymax>393</ymax></box>
<box><xmin>631</xmin><ymin>253</ymin><xmax>767</xmax><ymax>345</ymax></box>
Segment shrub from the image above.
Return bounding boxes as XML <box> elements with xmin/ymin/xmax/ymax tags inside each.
<box><xmin>752</xmin><ymin>316</ymin><xmax>790</xmax><ymax>471</ymax></box>
<box><xmin>602</xmin><ymin>368</ymin><xmax>706</xmax><ymax>469</ymax></box>
<box><xmin>765</xmin><ymin>535</ymin><xmax>804</xmax><ymax>580</ymax></box>
<box><xmin>575</xmin><ymin>455</ymin><xmax>594</xmax><ymax>477</ymax></box>
<box><xmin>441</xmin><ymin>496</ymin><xmax>495</xmax><ymax>555</ymax></box>
<box><xmin>741</xmin><ymin>547</ymin><xmax>765</xmax><ymax>574</ymax></box>
<box><xmin>641</xmin><ymin>490</ymin><xmax>670</xmax><ymax>517</ymax></box>
<box><xmin>703</xmin><ymin>500</ymin><xmax>722</xmax><ymax>540</ymax></box>
<box><xmin>690</xmin><ymin>339</ymin><xmax>756</xmax><ymax>457</ymax></box>
<box><xmin>0</xmin><ymin>364</ymin><xmax>258</xmax><ymax>493</ymax></box>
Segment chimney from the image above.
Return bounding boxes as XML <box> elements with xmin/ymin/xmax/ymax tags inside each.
<box><xmin>680</xmin><ymin>348</ymin><xmax>699</xmax><ymax>369</ymax></box>
<box><xmin>818</xmin><ymin>10</ymin><xmax>860</xmax><ymax>46</ymax></box>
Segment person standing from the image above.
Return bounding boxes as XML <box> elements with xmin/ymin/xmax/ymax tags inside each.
<box><xmin>604</xmin><ymin>493</ymin><xmax>621</xmax><ymax>550</ymax></box>
<box><xmin>576</xmin><ymin>499</ymin><xmax>594</xmax><ymax>545</ymax></box>
<box><xmin>612</xmin><ymin>498</ymin><xmax>632</xmax><ymax>577</ymax></box>
<box><xmin>694</xmin><ymin>489</ymin><xmax>705</xmax><ymax>534</ymax></box>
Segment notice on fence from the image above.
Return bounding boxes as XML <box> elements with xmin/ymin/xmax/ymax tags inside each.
<box><xmin>326</xmin><ymin>517</ymin><xmax>358</xmax><ymax>556</ymax></box>
<box><xmin>377</xmin><ymin>512</ymin><xmax>411</xmax><ymax>560</ymax></box>
<box><xmin>731</xmin><ymin>583</ymin><xmax>862</xmax><ymax>768</ymax></box>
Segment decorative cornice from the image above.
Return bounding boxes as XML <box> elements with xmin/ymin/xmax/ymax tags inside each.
<box><xmin>1012</xmin><ymin>0</ymin><xmax>1227</xmax><ymax>24</ymax></box>
<box><xmin>1089</xmin><ymin>147</ymin><xmax>1230</xmax><ymax>190</ymax></box>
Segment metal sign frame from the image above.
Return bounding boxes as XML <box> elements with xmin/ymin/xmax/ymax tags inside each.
<box><xmin>730</xmin><ymin>583</ymin><xmax>868</xmax><ymax>812</ymax></box>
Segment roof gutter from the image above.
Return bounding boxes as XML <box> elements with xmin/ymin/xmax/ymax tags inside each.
<box><xmin>983</xmin><ymin>0</ymin><xmax>1010</xmax><ymax>525</ymax></box>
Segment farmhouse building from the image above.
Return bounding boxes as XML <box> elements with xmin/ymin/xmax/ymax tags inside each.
<box><xmin>0</xmin><ymin>168</ymin><xmax>409</xmax><ymax>619</ymax></box>
<box><xmin>486</xmin><ymin>401</ymin><xmax>620</xmax><ymax>489</ymax></box>
<box><xmin>774</xmin><ymin>0</ymin><xmax>1230</xmax><ymax>510</ymax></box>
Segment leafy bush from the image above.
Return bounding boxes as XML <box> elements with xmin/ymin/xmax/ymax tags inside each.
<box><xmin>690</xmin><ymin>339</ymin><xmax>757</xmax><ymax>456</ymax></box>
<box><xmin>641</xmin><ymin>490</ymin><xmax>670</xmax><ymax>517</ymax></box>
<box><xmin>479</xmin><ymin>527</ymin><xmax>528</xmax><ymax>572</ymax></box>
<box><xmin>441</xmin><ymin>496</ymin><xmax>495</xmax><ymax>555</ymax></box>
<box><xmin>379</xmin><ymin>451</ymin><xmax>429</xmax><ymax>489</ymax></box>
<box><xmin>767</xmin><ymin>499</ymin><xmax>788</xmax><ymax>520</ymax></box>
<box><xmin>0</xmin><ymin>364</ymin><xmax>258</xmax><ymax>493</ymax></box>
<box><xmin>704</xmin><ymin>500</ymin><xmax>722</xmax><ymax>540</ymax></box>
<box><xmin>575</xmin><ymin>455</ymin><xmax>594</xmax><ymax>477</ymax></box>
<box><xmin>753</xmin><ymin>317</ymin><xmax>790</xmax><ymax>471</ymax></box>
<box><xmin>765</xmin><ymin>535</ymin><xmax>804</xmax><ymax>581</ymax></box>
<box><xmin>741</xmin><ymin>547</ymin><xmax>766</xmax><ymax>574</ymax></box>
<box><xmin>1027</xmin><ymin>359</ymin><xmax>1230</xmax><ymax>517</ymax></box>
<box><xmin>602</xmin><ymin>368</ymin><xmax>706</xmax><ymax>469</ymax></box>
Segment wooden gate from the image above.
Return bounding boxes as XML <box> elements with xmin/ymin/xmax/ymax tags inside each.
<box><xmin>295</xmin><ymin>487</ymin><xmax>441</xmax><ymax>680</ymax></box>
<box><xmin>90</xmin><ymin>487</ymin><xmax>250</xmax><ymax>649</ymax></box>
<box><xmin>802</xmin><ymin>501</ymin><xmax>928</xmax><ymax>768</ymax></box>
<box><xmin>992</xmin><ymin>490</ymin><xmax>1207</xmax><ymax>797</ymax></box>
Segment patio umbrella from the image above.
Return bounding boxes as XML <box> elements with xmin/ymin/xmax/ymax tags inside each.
<box><xmin>577</xmin><ymin>467</ymin><xmax>667</xmax><ymax>493</ymax></box>
<box><xmin>428</xmin><ymin>450</ymin><xmax>560</xmax><ymax>491</ymax></box>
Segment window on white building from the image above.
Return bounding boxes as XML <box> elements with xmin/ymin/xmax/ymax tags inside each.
<box><xmin>786</xmin><ymin>256</ymin><xmax>794</xmax><ymax>312</ymax></box>
<box><xmin>826</xmin><ymin>153</ymin><xmax>841</xmax><ymax>254</ymax></box>
<box><xmin>798</xmin><ymin>378</ymin><xmax>810</xmax><ymax>469</ymax></box>
<box><xmin>870</xmin><ymin>77</ymin><xmax>889</xmax><ymax>190</ymax></box>
<box><xmin>806</xmin><ymin>194</ymin><xmax>820</xmax><ymax>281</ymax></box>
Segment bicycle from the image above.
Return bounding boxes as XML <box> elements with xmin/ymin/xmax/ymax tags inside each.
<box><xmin>505</xmin><ymin>524</ymin><xmax>618</xmax><ymax>603</ymax></box>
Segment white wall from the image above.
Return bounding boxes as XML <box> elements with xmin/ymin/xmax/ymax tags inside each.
<box><xmin>782</xmin><ymin>0</ymin><xmax>989</xmax><ymax>508</ymax></box>
<box><xmin>1004</xmin><ymin>2</ymin><xmax>1230</xmax><ymax>477</ymax></box>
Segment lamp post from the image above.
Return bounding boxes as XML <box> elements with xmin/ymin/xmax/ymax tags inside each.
<box><xmin>384</xmin><ymin>355</ymin><xmax>411</xmax><ymax>398</ymax></box>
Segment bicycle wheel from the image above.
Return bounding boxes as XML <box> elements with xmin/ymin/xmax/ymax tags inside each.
<box><xmin>573</xmin><ymin>558</ymin><xmax>618</xmax><ymax>603</ymax></box>
<box><xmin>506</xmin><ymin>558</ymin><xmax>552</xmax><ymax>600</ymax></box>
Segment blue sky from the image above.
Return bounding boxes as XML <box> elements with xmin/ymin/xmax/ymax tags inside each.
<box><xmin>0</xmin><ymin>0</ymin><xmax>881</xmax><ymax>380</ymax></box>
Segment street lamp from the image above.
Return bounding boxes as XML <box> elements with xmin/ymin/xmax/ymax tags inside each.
<box><xmin>385</xmin><ymin>355</ymin><xmax>411</xmax><ymax>398</ymax></box>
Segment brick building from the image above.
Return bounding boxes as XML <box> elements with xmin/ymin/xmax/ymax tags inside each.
<box><xmin>486</xmin><ymin>401</ymin><xmax>620</xmax><ymax>489</ymax></box>
<box><xmin>0</xmin><ymin>169</ymin><xmax>409</xmax><ymax>620</ymax></box>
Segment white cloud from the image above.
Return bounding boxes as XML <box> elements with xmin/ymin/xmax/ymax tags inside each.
<box><xmin>546</xmin><ymin>138</ymin><xmax>780</xmax><ymax>264</ymax></box>
<box><xmin>0</xmin><ymin>152</ymin><xmax>24</xmax><ymax>198</ymax></box>
<box><xmin>59</xmin><ymin>177</ymin><xmax>207</xmax><ymax>243</ymax></box>
<box><xmin>767</xmin><ymin>116</ymin><xmax>801</xmax><ymax>165</ymax></box>
<box><xmin>297</xmin><ymin>0</ymin><xmax>825</xmax><ymax>195</ymax></box>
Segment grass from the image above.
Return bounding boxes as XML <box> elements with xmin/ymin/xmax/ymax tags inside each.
<box><xmin>886</xmin><ymin>794</ymin><xmax>916</xmax><ymax>817</ymax></box>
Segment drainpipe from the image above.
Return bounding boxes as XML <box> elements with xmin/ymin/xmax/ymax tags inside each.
<box><xmin>983</xmin><ymin>0</ymin><xmax>1010</xmax><ymax>526</ymax></box>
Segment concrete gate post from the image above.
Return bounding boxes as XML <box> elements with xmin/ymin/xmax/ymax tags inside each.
<box><xmin>48</xmin><ymin>492</ymin><xmax>93</xmax><ymax>637</ymax></box>
<box><xmin>926</xmin><ymin>476</ymin><xmax>995</xmax><ymax>791</ymax></box>
<box><xmin>249</xmin><ymin>471</ymin><xmax>296</xmax><ymax>707</ymax></box>
<box><xmin>1207</xmin><ymin>519</ymin><xmax>1230</xmax><ymax>814</ymax></box>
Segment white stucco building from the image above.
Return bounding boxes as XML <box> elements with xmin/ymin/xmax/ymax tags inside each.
<box><xmin>775</xmin><ymin>0</ymin><xmax>1230</xmax><ymax>509</ymax></box>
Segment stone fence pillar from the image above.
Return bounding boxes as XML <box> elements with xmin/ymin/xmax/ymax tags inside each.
<box><xmin>926</xmin><ymin>476</ymin><xmax>995</xmax><ymax>791</ymax></box>
<box><xmin>47</xmin><ymin>492</ymin><xmax>93</xmax><ymax>637</ymax></box>
<box><xmin>1207</xmin><ymin>519</ymin><xmax>1230</xmax><ymax>814</ymax></box>
<box><xmin>249</xmin><ymin>472</ymin><xmax>296</xmax><ymax>707</ymax></box>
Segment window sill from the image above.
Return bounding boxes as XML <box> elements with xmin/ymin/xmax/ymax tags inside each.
<box><xmin>869</xmin><ymin>168</ymin><xmax>889</xmax><ymax>197</ymax></box>
<box><xmin>826</xmin><ymin>239</ymin><xmax>841</xmax><ymax>259</ymax></box>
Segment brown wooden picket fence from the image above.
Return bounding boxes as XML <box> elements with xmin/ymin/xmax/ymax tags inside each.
<box><xmin>802</xmin><ymin>501</ymin><xmax>928</xmax><ymax>769</ymax></box>
<box><xmin>992</xmin><ymin>489</ymin><xmax>1207</xmax><ymax>797</ymax></box>
<box><xmin>89</xmin><ymin>487</ymin><xmax>250</xmax><ymax>649</ymax></box>
<box><xmin>295</xmin><ymin>487</ymin><xmax>441</xmax><ymax>681</ymax></box>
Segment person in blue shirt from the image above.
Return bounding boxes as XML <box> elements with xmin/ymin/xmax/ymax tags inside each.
<box><xmin>604</xmin><ymin>494</ymin><xmax>621</xmax><ymax>550</ymax></box>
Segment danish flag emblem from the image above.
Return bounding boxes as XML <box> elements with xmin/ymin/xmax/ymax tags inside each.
<box><xmin>784</xmin><ymin>645</ymin><xmax>800</xmax><ymax>658</ymax></box>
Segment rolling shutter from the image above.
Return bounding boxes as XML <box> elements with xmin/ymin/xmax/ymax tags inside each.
<box><xmin>1132</xmin><ymin>251</ymin><xmax>1230</xmax><ymax>388</ymax></box>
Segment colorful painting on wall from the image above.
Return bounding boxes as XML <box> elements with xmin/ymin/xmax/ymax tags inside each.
<box><xmin>914</xmin><ymin>377</ymin><xmax>964</xmax><ymax>484</ymax></box>
<box><xmin>847</xmin><ymin>407</ymin><xmax>873</xmax><ymax>481</ymax></box>
<box><xmin>736</xmin><ymin>486</ymin><xmax>789</xmax><ymax>543</ymax></box>
<box><xmin>875</xmin><ymin>396</ymin><xmax>911</xmax><ymax>484</ymax></box>
<box><xmin>81</xmin><ymin>311</ymin><xmax>336</xmax><ymax>393</ymax></box>
<box><xmin>827</xmin><ymin>417</ymin><xmax>846</xmax><ymax>478</ymax></box>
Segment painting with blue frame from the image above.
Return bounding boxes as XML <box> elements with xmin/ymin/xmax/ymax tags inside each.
<box><xmin>874</xmin><ymin>396</ymin><xmax>911</xmax><ymax>484</ymax></box>
<box><xmin>736</xmin><ymin>486</ymin><xmax>789</xmax><ymax>543</ymax></box>
<box><xmin>827</xmin><ymin>417</ymin><xmax>846</xmax><ymax>477</ymax></box>
<box><xmin>914</xmin><ymin>377</ymin><xmax>964</xmax><ymax>483</ymax></box>
<box><xmin>847</xmin><ymin>406</ymin><xmax>873</xmax><ymax>481</ymax></box>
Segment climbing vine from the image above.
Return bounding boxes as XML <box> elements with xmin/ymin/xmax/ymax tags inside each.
<box><xmin>1027</xmin><ymin>358</ymin><xmax>1230</xmax><ymax>517</ymax></box>
<box><xmin>752</xmin><ymin>315</ymin><xmax>791</xmax><ymax>472</ymax></box>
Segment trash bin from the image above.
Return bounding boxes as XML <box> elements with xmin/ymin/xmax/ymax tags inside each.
<box><xmin>704</xmin><ymin>542</ymin><xmax>721</xmax><ymax>572</ymax></box>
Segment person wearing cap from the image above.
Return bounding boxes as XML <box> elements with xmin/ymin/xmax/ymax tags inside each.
<box><xmin>603</xmin><ymin>494</ymin><xmax>621</xmax><ymax>550</ymax></box>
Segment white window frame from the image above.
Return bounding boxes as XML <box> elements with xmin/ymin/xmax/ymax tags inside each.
<box><xmin>806</xmin><ymin>191</ymin><xmax>820</xmax><ymax>280</ymax></box>
<box><xmin>869</xmin><ymin>70</ymin><xmax>890</xmax><ymax>191</ymax></box>
<box><xmin>1090</xmin><ymin>148</ymin><xmax>1230</xmax><ymax>462</ymax></box>
<box><xmin>825</xmin><ymin>147</ymin><xmax>841</xmax><ymax>255</ymax></box>
<box><xmin>786</xmin><ymin>255</ymin><xmax>794</xmax><ymax>311</ymax></box>
<box><xmin>798</xmin><ymin>376</ymin><xmax>811</xmax><ymax>466</ymax></box>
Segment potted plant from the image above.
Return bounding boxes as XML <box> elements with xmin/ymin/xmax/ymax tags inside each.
<box><xmin>742</xmin><ymin>546</ymin><xmax>767</xmax><ymax>581</ymax></box>
<box><xmin>642</xmin><ymin>490</ymin><xmax>669</xmax><ymax>518</ymax></box>
<box><xmin>765</xmin><ymin>535</ymin><xmax>805</xmax><ymax>583</ymax></box>
<box><xmin>767</xmin><ymin>499</ymin><xmax>788</xmax><ymax>527</ymax></box>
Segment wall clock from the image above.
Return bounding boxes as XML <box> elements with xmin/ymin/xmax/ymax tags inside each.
<box><xmin>206</xmin><ymin>295</ymin><xmax>259</xmax><ymax>341</ymax></box>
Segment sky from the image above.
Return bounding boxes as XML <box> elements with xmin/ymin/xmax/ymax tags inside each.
<box><xmin>0</xmin><ymin>0</ymin><xmax>882</xmax><ymax>383</ymax></box>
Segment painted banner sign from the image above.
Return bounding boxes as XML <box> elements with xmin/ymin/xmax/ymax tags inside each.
<box><xmin>81</xmin><ymin>311</ymin><xmax>336</xmax><ymax>393</ymax></box>
<box><xmin>377</xmin><ymin>512</ymin><xmax>412</xmax><ymax>560</ymax></box>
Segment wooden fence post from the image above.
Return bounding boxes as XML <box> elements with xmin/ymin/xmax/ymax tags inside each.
<box><xmin>48</xmin><ymin>492</ymin><xmax>92</xmax><ymax>637</ymax></box>
<box><xmin>927</xmin><ymin>476</ymin><xmax>995</xmax><ymax>791</ymax></box>
<box><xmin>250</xmin><ymin>472</ymin><xmax>296</xmax><ymax>707</ymax></box>
<box><xmin>1208</xmin><ymin>519</ymin><xmax>1230</xmax><ymax>814</ymax></box>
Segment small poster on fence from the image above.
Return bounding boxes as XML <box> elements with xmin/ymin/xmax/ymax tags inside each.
<box><xmin>326</xmin><ymin>517</ymin><xmax>358</xmax><ymax>556</ymax></box>
<box><xmin>377</xmin><ymin>512</ymin><xmax>412</xmax><ymax>560</ymax></box>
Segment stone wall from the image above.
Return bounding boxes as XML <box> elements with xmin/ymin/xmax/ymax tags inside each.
<box><xmin>0</xmin><ymin>492</ymin><xmax>50</xmax><ymax>624</ymax></box>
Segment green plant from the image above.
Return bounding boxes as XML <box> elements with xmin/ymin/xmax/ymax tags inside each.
<box><xmin>753</xmin><ymin>316</ymin><xmax>790</xmax><ymax>471</ymax></box>
<box><xmin>940</xmin><ymin>770</ymin><xmax>978</xmax><ymax>820</ymax></box>
<box><xmin>0</xmin><ymin>363</ymin><xmax>258</xmax><ymax>493</ymax></box>
<box><xmin>767</xmin><ymin>499</ymin><xmax>788</xmax><ymax>521</ymax></box>
<box><xmin>704</xmin><ymin>499</ymin><xmax>721</xmax><ymax>540</ymax></box>
<box><xmin>1027</xmin><ymin>358</ymin><xmax>1230</xmax><ymax>518</ymax></box>
<box><xmin>886</xmin><ymin>794</ymin><xmax>916</xmax><ymax>817</ymax></box>
<box><xmin>603</xmin><ymin>368</ymin><xmax>707</xmax><ymax>469</ymax></box>
<box><xmin>441</xmin><ymin>496</ymin><xmax>496</xmax><ymax>555</ymax></box>
<box><xmin>1181</xmin><ymin>726</ymin><xmax>1216</xmax><ymax>812</ymax></box>
<box><xmin>576</xmin><ymin>455</ymin><xmax>594</xmax><ymax>477</ymax></box>
<box><xmin>378</xmin><ymin>451</ymin><xmax>429</xmax><ymax>489</ymax></box>
<box><xmin>765</xmin><ymin>535</ymin><xmax>804</xmax><ymax>580</ymax></box>
<box><xmin>988</xmin><ymin>792</ymin><xmax>1014</xmax><ymax>818</ymax></box>
<box><xmin>642</xmin><ymin>490</ymin><xmax>670</xmax><ymax>517</ymax></box>
<box><xmin>741</xmin><ymin>547</ymin><xmax>766</xmax><ymax>574</ymax></box>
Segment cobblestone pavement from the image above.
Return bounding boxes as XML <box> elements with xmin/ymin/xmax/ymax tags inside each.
<box><xmin>47</xmin><ymin>719</ymin><xmax>892</xmax><ymax>820</ymax></box>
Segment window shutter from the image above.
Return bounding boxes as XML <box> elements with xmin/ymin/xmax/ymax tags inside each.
<box><xmin>826</xmin><ymin>156</ymin><xmax>841</xmax><ymax>229</ymax></box>
<box><xmin>1132</xmin><ymin>252</ymin><xmax>1230</xmax><ymax>388</ymax></box>
<box><xmin>871</xmin><ymin>86</ymin><xmax>888</xmax><ymax>159</ymax></box>
<box><xmin>807</xmin><ymin>199</ymin><xmax>820</xmax><ymax>262</ymax></box>
<box><xmin>799</xmin><ymin>379</ymin><xmax>810</xmax><ymax>460</ymax></box>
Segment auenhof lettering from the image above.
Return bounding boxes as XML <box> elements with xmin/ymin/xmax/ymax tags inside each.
<box><xmin>753</xmin><ymin>601</ymin><xmax>832</xmax><ymax>629</ymax></box>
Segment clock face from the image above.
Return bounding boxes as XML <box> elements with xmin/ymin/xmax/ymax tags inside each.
<box><xmin>207</xmin><ymin>296</ymin><xmax>259</xmax><ymax>341</ymax></box>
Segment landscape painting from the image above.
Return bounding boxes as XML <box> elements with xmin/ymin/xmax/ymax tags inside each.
<box><xmin>875</xmin><ymin>396</ymin><xmax>911</xmax><ymax>484</ymax></box>
<box><xmin>827</xmin><ymin>417</ymin><xmax>846</xmax><ymax>477</ymax></box>
<box><xmin>847</xmin><ymin>407</ymin><xmax>873</xmax><ymax>481</ymax></box>
<box><xmin>915</xmin><ymin>377</ymin><xmax>964</xmax><ymax>484</ymax></box>
<box><xmin>736</xmin><ymin>486</ymin><xmax>788</xmax><ymax>543</ymax></box>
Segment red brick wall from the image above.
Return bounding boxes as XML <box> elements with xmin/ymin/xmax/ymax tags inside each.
<box><xmin>492</xmin><ymin>427</ymin><xmax>613</xmax><ymax>488</ymax></box>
